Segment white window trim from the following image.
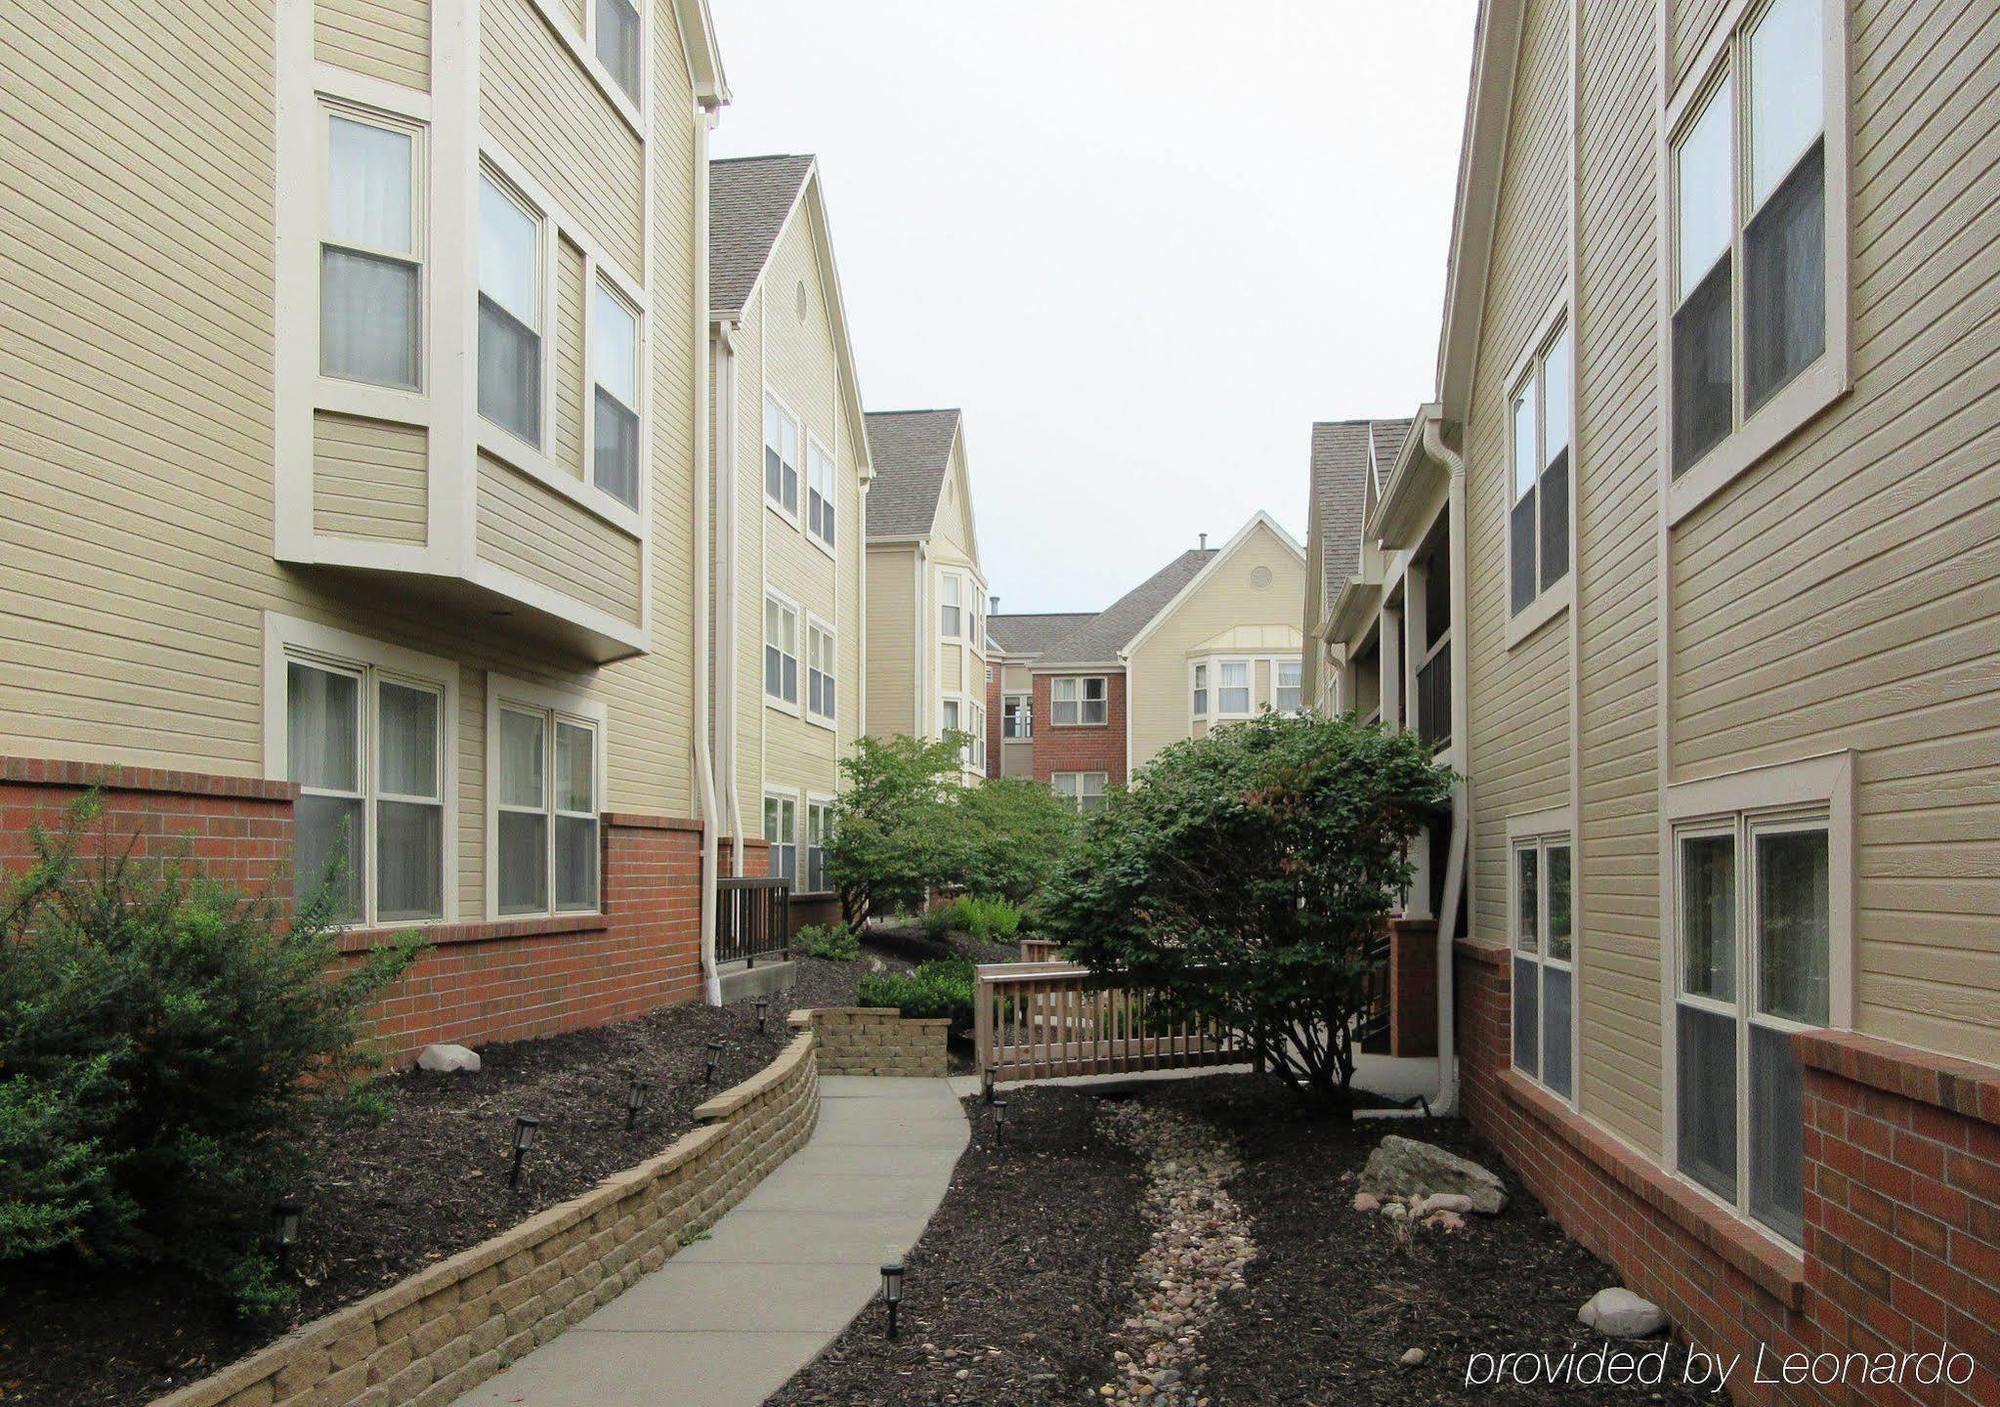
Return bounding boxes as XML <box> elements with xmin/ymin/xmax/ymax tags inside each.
<box><xmin>263</xmin><ymin>613</ymin><xmax>462</xmax><ymax>928</ymax></box>
<box><xmin>1052</xmin><ymin>771</ymin><xmax>1108</xmax><ymax>814</ymax></box>
<box><xmin>804</xmin><ymin>792</ymin><xmax>835</xmax><ymax>895</ymax></box>
<box><xmin>964</xmin><ymin>700</ymin><xmax>986</xmax><ymax>772</ymax></box>
<box><xmin>939</xmin><ymin>571</ymin><xmax>964</xmax><ymax>641</ymax></box>
<box><xmin>762</xmin><ymin>787</ymin><xmax>800</xmax><ymax>889</ymax></box>
<box><xmin>484</xmin><ymin>673</ymin><xmax>609</xmax><ymax>920</ymax></box>
<box><xmin>1504</xmin><ymin>290</ymin><xmax>1576</xmax><ymax>650</ymax></box>
<box><xmin>805</xmin><ymin>433</ymin><xmax>837</xmax><ymax>557</ymax></box>
<box><xmin>1506</xmin><ymin>806</ymin><xmax>1578</xmax><ymax>1110</ymax></box>
<box><xmin>318</xmin><ymin>98</ymin><xmax>428</xmax><ymax>400</ymax></box>
<box><xmin>762</xmin><ymin>390</ymin><xmax>802</xmax><ymax>526</ymax></box>
<box><xmin>1186</xmin><ymin>654</ymin><xmax>1303</xmax><ymax>723</ymax></box>
<box><xmin>764</xmin><ymin>588</ymin><xmax>802</xmax><ymax>716</ymax></box>
<box><xmin>586</xmin><ymin>275</ymin><xmax>646</xmax><ymax>512</ymax></box>
<box><xmin>1002</xmin><ymin>692</ymin><xmax>1032</xmax><ymax>740</ymax></box>
<box><xmin>1660</xmin><ymin>750</ymin><xmax>1855</xmax><ymax>1248</ymax></box>
<box><xmin>1659</xmin><ymin>0</ymin><xmax>1852</xmax><ymax>529</ymax></box>
<box><xmin>1050</xmin><ymin>675</ymin><xmax>1109</xmax><ymax>728</ymax></box>
<box><xmin>805</xmin><ymin>614</ymin><xmax>837</xmax><ymax>730</ymax></box>
<box><xmin>521</xmin><ymin>0</ymin><xmax>646</xmax><ymax>139</ymax></box>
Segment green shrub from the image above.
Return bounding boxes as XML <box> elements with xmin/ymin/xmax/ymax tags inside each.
<box><xmin>951</xmin><ymin>896</ymin><xmax>1022</xmax><ymax>942</ymax></box>
<box><xmin>856</xmin><ymin>958</ymin><xmax>977</xmax><ymax>1028</ymax></box>
<box><xmin>918</xmin><ymin>903</ymin><xmax>956</xmax><ymax>938</ymax></box>
<box><xmin>0</xmin><ymin>797</ymin><xmax>422</xmax><ymax>1308</ymax></box>
<box><xmin>796</xmin><ymin>924</ymin><xmax>859</xmax><ymax>962</ymax></box>
<box><xmin>945</xmin><ymin>779</ymin><xmax>1081</xmax><ymax>903</ymax></box>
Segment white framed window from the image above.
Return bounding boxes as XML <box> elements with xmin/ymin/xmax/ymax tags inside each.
<box><xmin>266</xmin><ymin>617</ymin><xmax>457</xmax><ymax>929</ymax></box>
<box><xmin>965</xmin><ymin>702</ymin><xmax>986</xmax><ymax>771</ymax></box>
<box><xmin>764</xmin><ymin>593</ymin><xmax>799</xmax><ymax>708</ymax></box>
<box><xmin>593</xmin><ymin>0</ymin><xmax>642</xmax><ymax>107</ymax></box>
<box><xmin>941</xmin><ymin>698</ymin><xmax>961</xmax><ymax>736</ymax></box>
<box><xmin>1051</xmin><ymin>676</ymin><xmax>1107</xmax><ymax>727</ymax></box>
<box><xmin>763</xmin><ymin>792</ymin><xmax>798</xmax><ymax>887</ymax></box>
<box><xmin>805</xmin><ymin>798</ymin><xmax>833</xmax><ymax>892</ymax></box>
<box><xmin>1003</xmin><ymin>694</ymin><xmax>1031</xmax><ymax>739</ymax></box>
<box><xmin>320</xmin><ymin>107</ymin><xmax>423</xmax><ymax>391</ymax></box>
<box><xmin>489</xmin><ymin>679</ymin><xmax>604</xmax><ymax>918</ymax></box>
<box><xmin>1665</xmin><ymin>0</ymin><xmax>1847</xmax><ymax>521</ymax></box>
<box><xmin>1052</xmin><ymin>772</ymin><xmax>1107</xmax><ymax>815</ymax></box>
<box><xmin>478</xmin><ymin>169</ymin><xmax>543</xmax><ymax>445</ymax></box>
<box><xmin>1191</xmin><ymin>664</ymin><xmax>1208</xmax><ymax>718</ymax></box>
<box><xmin>1216</xmin><ymin>661</ymin><xmax>1252</xmax><ymax>716</ymax></box>
<box><xmin>591</xmin><ymin>280</ymin><xmax>640</xmax><ymax>509</ymax></box>
<box><xmin>940</xmin><ymin>574</ymin><xmax>962</xmax><ymax>639</ymax></box>
<box><xmin>763</xmin><ymin>394</ymin><xmax>800</xmax><ymax>517</ymax></box>
<box><xmin>807</xmin><ymin>438</ymin><xmax>836</xmax><ymax>549</ymax></box>
<box><xmin>806</xmin><ymin>618</ymin><xmax>836</xmax><ymax>725</ymax></box>
<box><xmin>1276</xmin><ymin>658</ymin><xmax>1303</xmax><ymax>714</ymax></box>
<box><xmin>1507</xmin><ymin>316</ymin><xmax>1572</xmax><ymax>623</ymax></box>
<box><xmin>1510</xmin><ymin>822</ymin><xmax>1574</xmax><ymax>1102</ymax></box>
<box><xmin>1665</xmin><ymin>752</ymin><xmax>1853</xmax><ymax>1248</ymax></box>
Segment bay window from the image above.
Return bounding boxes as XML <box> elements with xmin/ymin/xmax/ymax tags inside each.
<box><xmin>592</xmin><ymin>282</ymin><xmax>640</xmax><ymax>508</ymax></box>
<box><xmin>808</xmin><ymin>439</ymin><xmax>836</xmax><ymax>548</ymax></box>
<box><xmin>321</xmin><ymin>111</ymin><xmax>421</xmax><ymax>390</ymax></box>
<box><xmin>764</xmin><ymin>594</ymin><xmax>799</xmax><ymax>707</ymax></box>
<box><xmin>1508</xmin><ymin>320</ymin><xmax>1571</xmax><ymax>617</ymax></box>
<box><xmin>763</xmin><ymin>394</ymin><xmax>799</xmax><ymax>516</ymax></box>
<box><xmin>478</xmin><ymin>171</ymin><xmax>542</xmax><ymax>444</ymax></box>
<box><xmin>763</xmin><ymin>793</ymin><xmax>797</xmax><ymax>887</ymax></box>
<box><xmin>1511</xmin><ymin>830</ymin><xmax>1574</xmax><ymax>1099</ymax></box>
<box><xmin>1051</xmin><ymin>676</ymin><xmax>1106</xmax><ymax>726</ymax></box>
<box><xmin>494</xmin><ymin>694</ymin><xmax>600</xmax><ymax>916</ymax></box>
<box><xmin>1217</xmin><ymin>661</ymin><xmax>1251</xmax><ymax>715</ymax></box>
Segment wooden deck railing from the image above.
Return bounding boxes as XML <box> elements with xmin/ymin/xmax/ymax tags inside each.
<box><xmin>973</xmin><ymin>962</ymin><xmax>1248</xmax><ymax>1088</ymax></box>
<box><xmin>1018</xmin><ymin>938</ymin><xmax>1063</xmax><ymax>962</ymax></box>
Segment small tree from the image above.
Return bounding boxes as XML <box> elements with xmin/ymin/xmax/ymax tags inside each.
<box><xmin>1044</xmin><ymin>712</ymin><xmax>1452</xmax><ymax>1101</ymax></box>
<box><xmin>946</xmin><ymin>778</ymin><xmax>1081</xmax><ymax>905</ymax></box>
<box><xmin>824</xmin><ymin>733</ymin><xmax>964</xmax><ymax>929</ymax></box>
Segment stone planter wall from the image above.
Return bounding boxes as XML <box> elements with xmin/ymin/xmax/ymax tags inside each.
<box><xmin>799</xmin><ymin>1007</ymin><xmax>950</xmax><ymax>1077</ymax></box>
<box><xmin>150</xmin><ymin>1032</ymin><xmax>820</xmax><ymax>1407</ymax></box>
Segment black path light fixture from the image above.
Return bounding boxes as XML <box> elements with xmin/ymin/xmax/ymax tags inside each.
<box><xmin>991</xmin><ymin>1097</ymin><xmax>1008</xmax><ymax>1149</ymax></box>
<box><xmin>754</xmin><ymin>997</ymin><xmax>770</xmax><ymax>1034</ymax></box>
<box><xmin>509</xmin><ymin>1114</ymin><xmax>541</xmax><ymax>1187</ymax></box>
<box><xmin>270</xmin><ymin>1201</ymin><xmax>304</xmax><ymax>1271</ymax></box>
<box><xmin>705</xmin><ymin>1041</ymin><xmax>723</xmax><ymax>1085</ymax></box>
<box><xmin>880</xmin><ymin>1259</ymin><xmax>906</xmax><ymax>1339</ymax></box>
<box><xmin>625</xmin><ymin>1075</ymin><xmax>649</xmax><ymax>1131</ymax></box>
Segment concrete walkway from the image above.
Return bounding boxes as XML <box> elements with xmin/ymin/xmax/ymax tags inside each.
<box><xmin>454</xmin><ymin>1076</ymin><xmax>967</xmax><ymax>1407</ymax></box>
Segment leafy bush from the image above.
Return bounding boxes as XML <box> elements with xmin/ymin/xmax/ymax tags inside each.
<box><xmin>944</xmin><ymin>779</ymin><xmax>1081</xmax><ymax>903</ymax></box>
<box><xmin>825</xmin><ymin>734</ymin><xmax>965</xmax><ymax>928</ymax></box>
<box><xmin>1046</xmin><ymin>712</ymin><xmax>1452</xmax><ymax>1100</ymax></box>
<box><xmin>796</xmin><ymin>923</ymin><xmax>859</xmax><ymax>962</ymax></box>
<box><xmin>926</xmin><ymin>895</ymin><xmax>1022</xmax><ymax>942</ymax></box>
<box><xmin>856</xmin><ymin>958</ymin><xmax>977</xmax><ymax>1028</ymax></box>
<box><xmin>0</xmin><ymin>798</ymin><xmax>421</xmax><ymax>1307</ymax></box>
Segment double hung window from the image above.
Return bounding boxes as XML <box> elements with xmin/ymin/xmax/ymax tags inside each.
<box><xmin>478</xmin><ymin>172</ymin><xmax>543</xmax><ymax>444</ymax></box>
<box><xmin>763</xmin><ymin>794</ymin><xmax>797</xmax><ymax>886</ymax></box>
<box><xmin>1511</xmin><ymin>832</ymin><xmax>1575</xmax><ymax>1099</ymax></box>
<box><xmin>322</xmin><ymin>112</ymin><xmax>422</xmax><ymax>390</ymax></box>
<box><xmin>940</xmin><ymin>575</ymin><xmax>962</xmax><ymax>638</ymax></box>
<box><xmin>592</xmin><ymin>283</ymin><xmax>640</xmax><ymax>508</ymax></box>
<box><xmin>1002</xmin><ymin>695</ymin><xmax>1031</xmax><ymax>739</ymax></box>
<box><xmin>1053</xmin><ymin>772</ymin><xmax>1106</xmax><ymax>815</ymax></box>
<box><xmin>807</xmin><ymin>620</ymin><xmax>836</xmax><ymax>724</ymax></box>
<box><xmin>1509</xmin><ymin>323</ymin><xmax>1572</xmax><ymax>616</ymax></box>
<box><xmin>807</xmin><ymin>440</ymin><xmax>836</xmax><ymax>548</ymax></box>
<box><xmin>764</xmin><ymin>596</ymin><xmax>799</xmax><ymax>706</ymax></box>
<box><xmin>1051</xmin><ymin>677</ymin><xmax>1106</xmax><ymax>726</ymax></box>
<box><xmin>594</xmin><ymin>0</ymin><xmax>641</xmax><ymax>105</ymax></box>
<box><xmin>763</xmin><ymin>396</ymin><xmax>799</xmax><ymax>515</ymax></box>
<box><xmin>1276</xmin><ymin>659</ymin><xmax>1303</xmax><ymax>713</ymax></box>
<box><xmin>1191</xmin><ymin>664</ymin><xmax>1208</xmax><ymax>718</ymax></box>
<box><xmin>1216</xmin><ymin>661</ymin><xmax>1251</xmax><ymax>715</ymax></box>
<box><xmin>805</xmin><ymin>800</ymin><xmax>832</xmax><ymax>892</ymax></box>
<box><xmin>495</xmin><ymin>701</ymin><xmax>600</xmax><ymax>916</ymax></box>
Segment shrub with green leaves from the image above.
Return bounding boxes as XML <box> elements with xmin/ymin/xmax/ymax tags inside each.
<box><xmin>824</xmin><ymin>734</ymin><xmax>965</xmax><ymax>928</ymax></box>
<box><xmin>929</xmin><ymin>895</ymin><xmax>1022</xmax><ymax>942</ymax></box>
<box><xmin>856</xmin><ymin>958</ymin><xmax>977</xmax><ymax>1028</ymax></box>
<box><xmin>796</xmin><ymin>923</ymin><xmax>859</xmax><ymax>962</ymax></box>
<box><xmin>0</xmin><ymin>798</ymin><xmax>421</xmax><ymax>1309</ymax></box>
<box><xmin>944</xmin><ymin>779</ymin><xmax>1081</xmax><ymax>904</ymax></box>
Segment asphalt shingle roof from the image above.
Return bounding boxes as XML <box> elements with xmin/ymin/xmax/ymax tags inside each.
<box><xmin>1309</xmin><ymin>417</ymin><xmax>1411</xmax><ymax>608</ymax></box>
<box><xmin>709</xmin><ymin>155</ymin><xmax>815</xmax><ymax>319</ymax></box>
<box><xmin>864</xmin><ymin>410</ymin><xmax>962</xmax><ymax>540</ymax></box>
<box><xmin>1034</xmin><ymin>549</ymin><xmax>1216</xmax><ymax>667</ymax></box>
<box><xmin>987</xmin><ymin>613</ymin><xmax>1096</xmax><ymax>657</ymax></box>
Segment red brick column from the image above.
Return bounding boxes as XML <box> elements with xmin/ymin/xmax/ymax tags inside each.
<box><xmin>1386</xmin><ymin>917</ymin><xmax>1437</xmax><ymax>1057</ymax></box>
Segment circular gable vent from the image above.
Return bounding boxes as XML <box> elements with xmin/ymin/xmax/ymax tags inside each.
<box><xmin>1250</xmin><ymin>565</ymin><xmax>1274</xmax><ymax>591</ymax></box>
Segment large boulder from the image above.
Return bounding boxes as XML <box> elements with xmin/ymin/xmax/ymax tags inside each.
<box><xmin>417</xmin><ymin>1042</ymin><xmax>481</xmax><ymax>1073</ymax></box>
<box><xmin>1579</xmin><ymin>1287</ymin><xmax>1667</xmax><ymax>1338</ymax></box>
<box><xmin>1358</xmin><ymin>1136</ymin><xmax>1507</xmax><ymax>1214</ymax></box>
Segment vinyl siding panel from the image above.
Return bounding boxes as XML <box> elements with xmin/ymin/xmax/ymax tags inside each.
<box><xmin>865</xmin><ymin>544</ymin><xmax>916</xmax><ymax>739</ymax></box>
<box><xmin>479</xmin><ymin>0</ymin><xmax>644</xmax><ymax>277</ymax></box>
<box><xmin>1464</xmin><ymin>0</ymin><xmax>1572</xmax><ymax>947</ymax></box>
<box><xmin>476</xmin><ymin>453</ymin><xmax>642</xmax><ymax>625</ymax></box>
<box><xmin>1671</xmin><ymin>0</ymin><xmax>1727</xmax><ymax>87</ymax></box>
<box><xmin>315</xmin><ymin>0</ymin><xmax>430</xmax><ymax>91</ymax></box>
<box><xmin>552</xmin><ymin>235</ymin><xmax>586</xmax><ymax>478</ymax></box>
<box><xmin>313</xmin><ymin>412</ymin><xmax>428</xmax><ymax>542</ymax></box>
<box><xmin>1668</xmin><ymin>0</ymin><xmax>2000</xmax><ymax>1066</ymax></box>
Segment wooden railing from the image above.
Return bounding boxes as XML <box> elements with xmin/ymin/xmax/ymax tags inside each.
<box><xmin>1018</xmin><ymin>938</ymin><xmax>1063</xmax><ymax>962</ymax></box>
<box><xmin>973</xmin><ymin>962</ymin><xmax>1248</xmax><ymax>1088</ymax></box>
<box><xmin>715</xmin><ymin>877</ymin><xmax>790</xmax><ymax>967</ymax></box>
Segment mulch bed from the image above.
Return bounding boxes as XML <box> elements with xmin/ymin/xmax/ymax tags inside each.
<box><xmin>767</xmin><ymin>1086</ymin><xmax>1149</xmax><ymax>1407</ymax></box>
<box><xmin>0</xmin><ymin>999</ymin><xmax>787</xmax><ymax>1407</ymax></box>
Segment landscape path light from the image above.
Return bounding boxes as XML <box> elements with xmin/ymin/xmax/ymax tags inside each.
<box><xmin>992</xmin><ymin>1097</ymin><xmax>1008</xmax><ymax>1149</ymax></box>
<box><xmin>510</xmin><ymin>1115</ymin><xmax>541</xmax><ymax>1187</ymax></box>
<box><xmin>880</xmin><ymin>1259</ymin><xmax>905</xmax><ymax>1339</ymax></box>
<box><xmin>625</xmin><ymin>1075</ymin><xmax>649</xmax><ymax>1130</ymax></box>
<box><xmin>270</xmin><ymin>1201</ymin><xmax>304</xmax><ymax>1271</ymax></box>
<box><xmin>705</xmin><ymin>1041</ymin><xmax>723</xmax><ymax>1085</ymax></box>
<box><xmin>755</xmin><ymin>997</ymin><xmax>770</xmax><ymax>1034</ymax></box>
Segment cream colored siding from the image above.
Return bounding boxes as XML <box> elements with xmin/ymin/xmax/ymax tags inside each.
<box><xmin>1574</xmin><ymin>0</ymin><xmax>1666</xmax><ymax>1148</ymax></box>
<box><xmin>1667</xmin><ymin>0</ymin><xmax>2000</xmax><ymax>1064</ymax></box>
<box><xmin>315</xmin><ymin>0</ymin><xmax>430</xmax><ymax>90</ymax></box>
<box><xmin>1463</xmin><ymin>0</ymin><xmax>1571</xmax><ymax>948</ymax></box>
<box><xmin>1125</xmin><ymin>524</ymin><xmax>1306</xmax><ymax>769</ymax></box>
<box><xmin>313</xmin><ymin>412</ymin><xmax>428</xmax><ymax>542</ymax></box>
<box><xmin>553</xmin><ymin>235</ymin><xmax>586</xmax><ymax>478</ymax></box>
<box><xmin>475</xmin><ymin>454</ymin><xmax>643</xmax><ymax>625</ymax></box>
<box><xmin>479</xmin><ymin>0</ymin><xmax>644</xmax><ymax>277</ymax></box>
<box><xmin>1671</xmin><ymin>0</ymin><xmax>1728</xmax><ymax>85</ymax></box>
<box><xmin>865</xmin><ymin>545</ymin><xmax>916</xmax><ymax>738</ymax></box>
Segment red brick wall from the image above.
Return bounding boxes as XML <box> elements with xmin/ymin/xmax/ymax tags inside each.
<box><xmin>2</xmin><ymin>758</ymin><xmax>711</xmax><ymax>1066</ymax></box>
<box><xmin>1454</xmin><ymin>940</ymin><xmax>1999</xmax><ymax>1407</ymax></box>
<box><xmin>1386</xmin><ymin>918</ymin><xmax>1437</xmax><ymax>1058</ymax></box>
<box><xmin>1030</xmin><ymin>669</ymin><xmax>1127</xmax><ymax>786</ymax></box>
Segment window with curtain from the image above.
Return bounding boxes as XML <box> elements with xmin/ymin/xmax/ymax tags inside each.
<box><xmin>594</xmin><ymin>0</ymin><xmax>641</xmax><ymax>105</ymax></box>
<box><xmin>478</xmin><ymin>173</ymin><xmax>542</xmax><ymax>444</ymax></box>
<box><xmin>807</xmin><ymin>620</ymin><xmax>835</xmax><ymax>723</ymax></box>
<box><xmin>807</xmin><ymin>441</ymin><xmax>835</xmax><ymax>547</ymax></box>
<box><xmin>1511</xmin><ymin>835</ymin><xmax>1574</xmax><ymax>1099</ymax></box>
<box><xmin>321</xmin><ymin>112</ymin><xmax>420</xmax><ymax>389</ymax></box>
<box><xmin>763</xmin><ymin>795</ymin><xmax>797</xmax><ymax>886</ymax></box>
<box><xmin>1674</xmin><ymin>815</ymin><xmax>1828</xmax><ymax>1244</ymax></box>
<box><xmin>286</xmin><ymin>657</ymin><xmax>445</xmax><ymax>927</ymax></box>
<box><xmin>592</xmin><ymin>282</ymin><xmax>639</xmax><ymax>508</ymax></box>
<box><xmin>763</xmin><ymin>395</ymin><xmax>799</xmax><ymax>515</ymax></box>
<box><xmin>1217</xmin><ymin>662</ymin><xmax>1252</xmax><ymax>715</ymax></box>
<box><xmin>1508</xmin><ymin>322</ymin><xmax>1572</xmax><ymax>615</ymax></box>
<box><xmin>940</xmin><ymin>574</ymin><xmax>962</xmax><ymax>638</ymax></box>
<box><xmin>1191</xmin><ymin>664</ymin><xmax>1208</xmax><ymax>718</ymax></box>
<box><xmin>942</xmin><ymin>699</ymin><xmax>960</xmax><ymax>735</ymax></box>
<box><xmin>1672</xmin><ymin>0</ymin><xmax>1827</xmax><ymax>476</ymax></box>
<box><xmin>764</xmin><ymin>596</ymin><xmax>798</xmax><ymax>706</ymax></box>
<box><xmin>496</xmin><ymin>703</ymin><xmax>599</xmax><ymax>916</ymax></box>
<box><xmin>1276</xmin><ymin>659</ymin><xmax>1303</xmax><ymax>714</ymax></box>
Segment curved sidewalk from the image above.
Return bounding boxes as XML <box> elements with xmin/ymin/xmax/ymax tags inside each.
<box><xmin>454</xmin><ymin>1075</ymin><xmax>968</xmax><ymax>1407</ymax></box>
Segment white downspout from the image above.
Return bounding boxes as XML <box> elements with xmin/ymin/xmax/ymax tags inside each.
<box><xmin>715</xmin><ymin>321</ymin><xmax>746</xmax><ymax>877</ymax></box>
<box><xmin>1427</xmin><ymin>411</ymin><xmax>1471</xmax><ymax>1115</ymax></box>
<box><xmin>692</xmin><ymin>109</ymin><xmax>724</xmax><ymax>1005</ymax></box>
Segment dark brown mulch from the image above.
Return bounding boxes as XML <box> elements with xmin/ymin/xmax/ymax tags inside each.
<box><xmin>1149</xmin><ymin>1076</ymin><xmax>1724</xmax><ymax>1406</ymax></box>
<box><xmin>786</xmin><ymin>942</ymin><xmax>916</xmax><ymax>1012</ymax></box>
<box><xmin>0</xmin><ymin>1000</ymin><xmax>787</xmax><ymax>1407</ymax></box>
<box><xmin>862</xmin><ymin>922</ymin><xmax>1019</xmax><ymax>967</ymax></box>
<box><xmin>766</xmin><ymin>1086</ymin><xmax>1149</xmax><ymax>1407</ymax></box>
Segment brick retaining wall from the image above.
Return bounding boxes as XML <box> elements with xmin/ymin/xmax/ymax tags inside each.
<box><xmin>800</xmin><ymin>1007</ymin><xmax>950</xmax><ymax>1077</ymax></box>
<box><xmin>149</xmin><ymin>1031</ymin><xmax>820</xmax><ymax>1407</ymax></box>
<box><xmin>1454</xmin><ymin>939</ymin><xmax>1999</xmax><ymax>1407</ymax></box>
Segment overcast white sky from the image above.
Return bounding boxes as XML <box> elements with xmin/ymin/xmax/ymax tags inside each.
<box><xmin>709</xmin><ymin>0</ymin><xmax>1478</xmax><ymax>615</ymax></box>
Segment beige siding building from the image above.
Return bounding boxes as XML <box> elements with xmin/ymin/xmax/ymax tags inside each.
<box><xmin>707</xmin><ymin>155</ymin><xmax>870</xmax><ymax>896</ymax></box>
<box><xmin>863</xmin><ymin>409</ymin><xmax>991</xmax><ymax>782</ymax></box>
<box><xmin>0</xmin><ymin>0</ymin><xmax>735</xmax><ymax>1049</ymax></box>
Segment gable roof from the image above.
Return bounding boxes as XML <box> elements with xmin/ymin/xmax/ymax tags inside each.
<box><xmin>864</xmin><ymin>409</ymin><xmax>962</xmax><ymax>539</ymax></box>
<box><xmin>987</xmin><ymin>612</ymin><xmax>1096</xmax><ymax>658</ymax></box>
<box><xmin>1309</xmin><ymin>421</ymin><xmax>1374</xmax><ymax>610</ymax></box>
<box><xmin>709</xmin><ymin>155</ymin><xmax>816</xmax><ymax>319</ymax></box>
<box><xmin>1033</xmin><ymin>550</ymin><xmax>1216</xmax><ymax>668</ymax></box>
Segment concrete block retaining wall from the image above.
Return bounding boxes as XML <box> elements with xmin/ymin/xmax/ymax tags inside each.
<box><xmin>150</xmin><ymin>1031</ymin><xmax>820</xmax><ymax>1407</ymax></box>
<box><xmin>798</xmin><ymin>1007</ymin><xmax>951</xmax><ymax>1077</ymax></box>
